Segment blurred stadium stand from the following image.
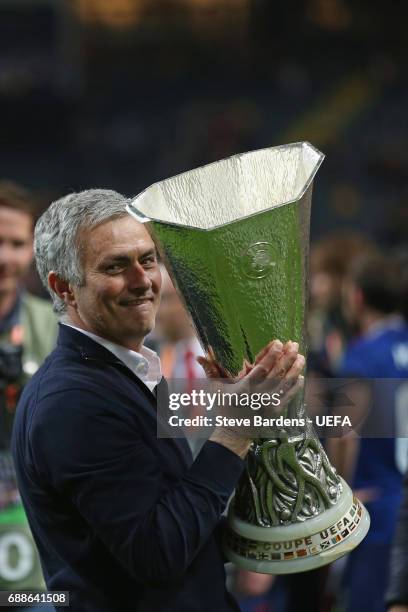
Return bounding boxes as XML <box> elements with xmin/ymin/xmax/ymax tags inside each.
<box><xmin>0</xmin><ymin>0</ymin><xmax>406</xmax><ymax>246</ymax></box>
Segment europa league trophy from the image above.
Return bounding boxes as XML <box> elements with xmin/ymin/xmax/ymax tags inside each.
<box><xmin>127</xmin><ymin>142</ymin><xmax>370</xmax><ymax>574</ymax></box>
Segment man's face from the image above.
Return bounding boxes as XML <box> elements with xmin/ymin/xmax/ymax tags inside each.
<box><xmin>0</xmin><ymin>206</ymin><xmax>33</xmax><ymax>297</ymax></box>
<box><xmin>71</xmin><ymin>216</ymin><xmax>161</xmax><ymax>350</ymax></box>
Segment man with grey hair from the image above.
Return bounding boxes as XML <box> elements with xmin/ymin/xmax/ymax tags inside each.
<box><xmin>12</xmin><ymin>188</ymin><xmax>305</xmax><ymax>612</ymax></box>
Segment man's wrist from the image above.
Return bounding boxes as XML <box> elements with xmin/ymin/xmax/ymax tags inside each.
<box><xmin>209</xmin><ymin>427</ymin><xmax>252</xmax><ymax>459</ymax></box>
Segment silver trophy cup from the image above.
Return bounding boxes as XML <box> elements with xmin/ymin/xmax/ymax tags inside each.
<box><xmin>127</xmin><ymin>142</ymin><xmax>370</xmax><ymax>573</ymax></box>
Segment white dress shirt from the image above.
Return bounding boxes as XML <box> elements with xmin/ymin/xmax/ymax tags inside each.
<box><xmin>62</xmin><ymin>324</ymin><xmax>162</xmax><ymax>393</ymax></box>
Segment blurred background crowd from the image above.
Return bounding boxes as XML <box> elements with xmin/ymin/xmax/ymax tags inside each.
<box><xmin>0</xmin><ymin>1</ymin><xmax>407</xmax><ymax>611</ymax></box>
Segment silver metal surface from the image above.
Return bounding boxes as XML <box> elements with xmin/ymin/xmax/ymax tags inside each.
<box><xmin>127</xmin><ymin>143</ymin><xmax>368</xmax><ymax>572</ymax></box>
<box><xmin>128</xmin><ymin>142</ymin><xmax>322</xmax><ymax>377</ymax></box>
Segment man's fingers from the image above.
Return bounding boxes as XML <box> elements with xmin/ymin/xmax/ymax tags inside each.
<box><xmin>237</xmin><ymin>359</ymin><xmax>253</xmax><ymax>379</ymax></box>
<box><xmin>198</xmin><ymin>345</ymin><xmax>232</xmax><ymax>379</ymax></box>
<box><xmin>253</xmin><ymin>340</ymin><xmax>283</xmax><ymax>376</ymax></box>
<box><xmin>254</xmin><ymin>340</ymin><xmax>282</xmax><ymax>364</ymax></box>
<box><xmin>199</xmin><ymin>339</ymin><xmax>305</xmax><ymax>388</ymax></box>
<box><xmin>246</xmin><ymin>364</ymin><xmax>270</xmax><ymax>382</ymax></box>
<box><xmin>270</xmin><ymin>354</ymin><xmax>305</xmax><ymax>399</ymax></box>
<box><xmin>270</xmin><ymin>342</ymin><xmax>300</xmax><ymax>378</ymax></box>
<box><xmin>282</xmin><ymin>353</ymin><xmax>306</xmax><ymax>380</ymax></box>
<box><xmin>197</xmin><ymin>356</ymin><xmax>219</xmax><ymax>378</ymax></box>
<box><xmin>197</xmin><ymin>355</ymin><xmax>229</xmax><ymax>378</ymax></box>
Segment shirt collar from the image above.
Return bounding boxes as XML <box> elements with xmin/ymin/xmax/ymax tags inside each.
<box><xmin>62</xmin><ymin>323</ymin><xmax>162</xmax><ymax>392</ymax></box>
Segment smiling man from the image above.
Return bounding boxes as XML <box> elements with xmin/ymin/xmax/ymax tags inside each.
<box><xmin>12</xmin><ymin>189</ymin><xmax>305</xmax><ymax>612</ymax></box>
<box><xmin>50</xmin><ymin>214</ymin><xmax>162</xmax><ymax>356</ymax></box>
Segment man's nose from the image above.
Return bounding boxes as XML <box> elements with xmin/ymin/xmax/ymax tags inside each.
<box><xmin>127</xmin><ymin>263</ymin><xmax>152</xmax><ymax>289</ymax></box>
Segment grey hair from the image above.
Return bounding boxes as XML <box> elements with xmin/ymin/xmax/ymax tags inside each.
<box><xmin>34</xmin><ymin>189</ymin><xmax>128</xmax><ymax>315</ymax></box>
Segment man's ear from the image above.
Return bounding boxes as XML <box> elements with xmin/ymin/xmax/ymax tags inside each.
<box><xmin>48</xmin><ymin>271</ymin><xmax>77</xmax><ymax>309</ymax></box>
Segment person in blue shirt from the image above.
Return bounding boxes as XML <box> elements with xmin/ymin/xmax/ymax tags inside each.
<box><xmin>334</xmin><ymin>253</ymin><xmax>408</xmax><ymax>612</ymax></box>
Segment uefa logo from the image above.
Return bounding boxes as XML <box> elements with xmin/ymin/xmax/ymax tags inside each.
<box><xmin>242</xmin><ymin>242</ymin><xmax>277</xmax><ymax>279</ymax></box>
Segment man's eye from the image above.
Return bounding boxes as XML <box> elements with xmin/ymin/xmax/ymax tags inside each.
<box><xmin>12</xmin><ymin>240</ymin><xmax>26</xmax><ymax>249</ymax></box>
<box><xmin>105</xmin><ymin>265</ymin><xmax>123</xmax><ymax>273</ymax></box>
<box><xmin>142</xmin><ymin>256</ymin><xmax>156</xmax><ymax>267</ymax></box>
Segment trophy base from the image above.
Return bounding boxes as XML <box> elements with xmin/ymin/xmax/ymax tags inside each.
<box><xmin>224</xmin><ymin>478</ymin><xmax>370</xmax><ymax>574</ymax></box>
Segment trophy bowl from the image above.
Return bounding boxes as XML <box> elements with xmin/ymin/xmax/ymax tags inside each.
<box><xmin>127</xmin><ymin>142</ymin><xmax>370</xmax><ymax>573</ymax></box>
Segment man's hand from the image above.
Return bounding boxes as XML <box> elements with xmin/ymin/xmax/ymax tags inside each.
<box><xmin>199</xmin><ymin>340</ymin><xmax>305</xmax><ymax>458</ymax></box>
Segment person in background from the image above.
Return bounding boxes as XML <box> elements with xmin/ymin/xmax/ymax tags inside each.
<box><xmin>262</xmin><ymin>235</ymin><xmax>377</xmax><ymax>612</ymax></box>
<box><xmin>384</xmin><ymin>248</ymin><xmax>408</xmax><ymax>612</ymax></box>
<box><xmin>329</xmin><ymin>253</ymin><xmax>408</xmax><ymax>612</ymax></box>
<box><xmin>234</xmin><ymin>569</ymin><xmax>277</xmax><ymax>612</ymax></box>
<box><xmin>155</xmin><ymin>266</ymin><xmax>206</xmax><ymax>456</ymax></box>
<box><xmin>155</xmin><ymin>266</ymin><xmax>205</xmax><ymax>382</ymax></box>
<box><xmin>392</xmin><ymin>247</ymin><xmax>408</xmax><ymax>323</ymax></box>
<box><xmin>308</xmin><ymin>233</ymin><xmax>375</xmax><ymax>375</ymax></box>
<box><xmin>0</xmin><ymin>181</ymin><xmax>57</xmax><ymax>451</ymax></box>
<box><xmin>0</xmin><ymin>181</ymin><xmax>57</xmax><ymax>609</ymax></box>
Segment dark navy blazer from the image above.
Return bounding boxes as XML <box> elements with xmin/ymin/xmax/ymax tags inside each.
<box><xmin>12</xmin><ymin>324</ymin><xmax>244</xmax><ymax>612</ymax></box>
